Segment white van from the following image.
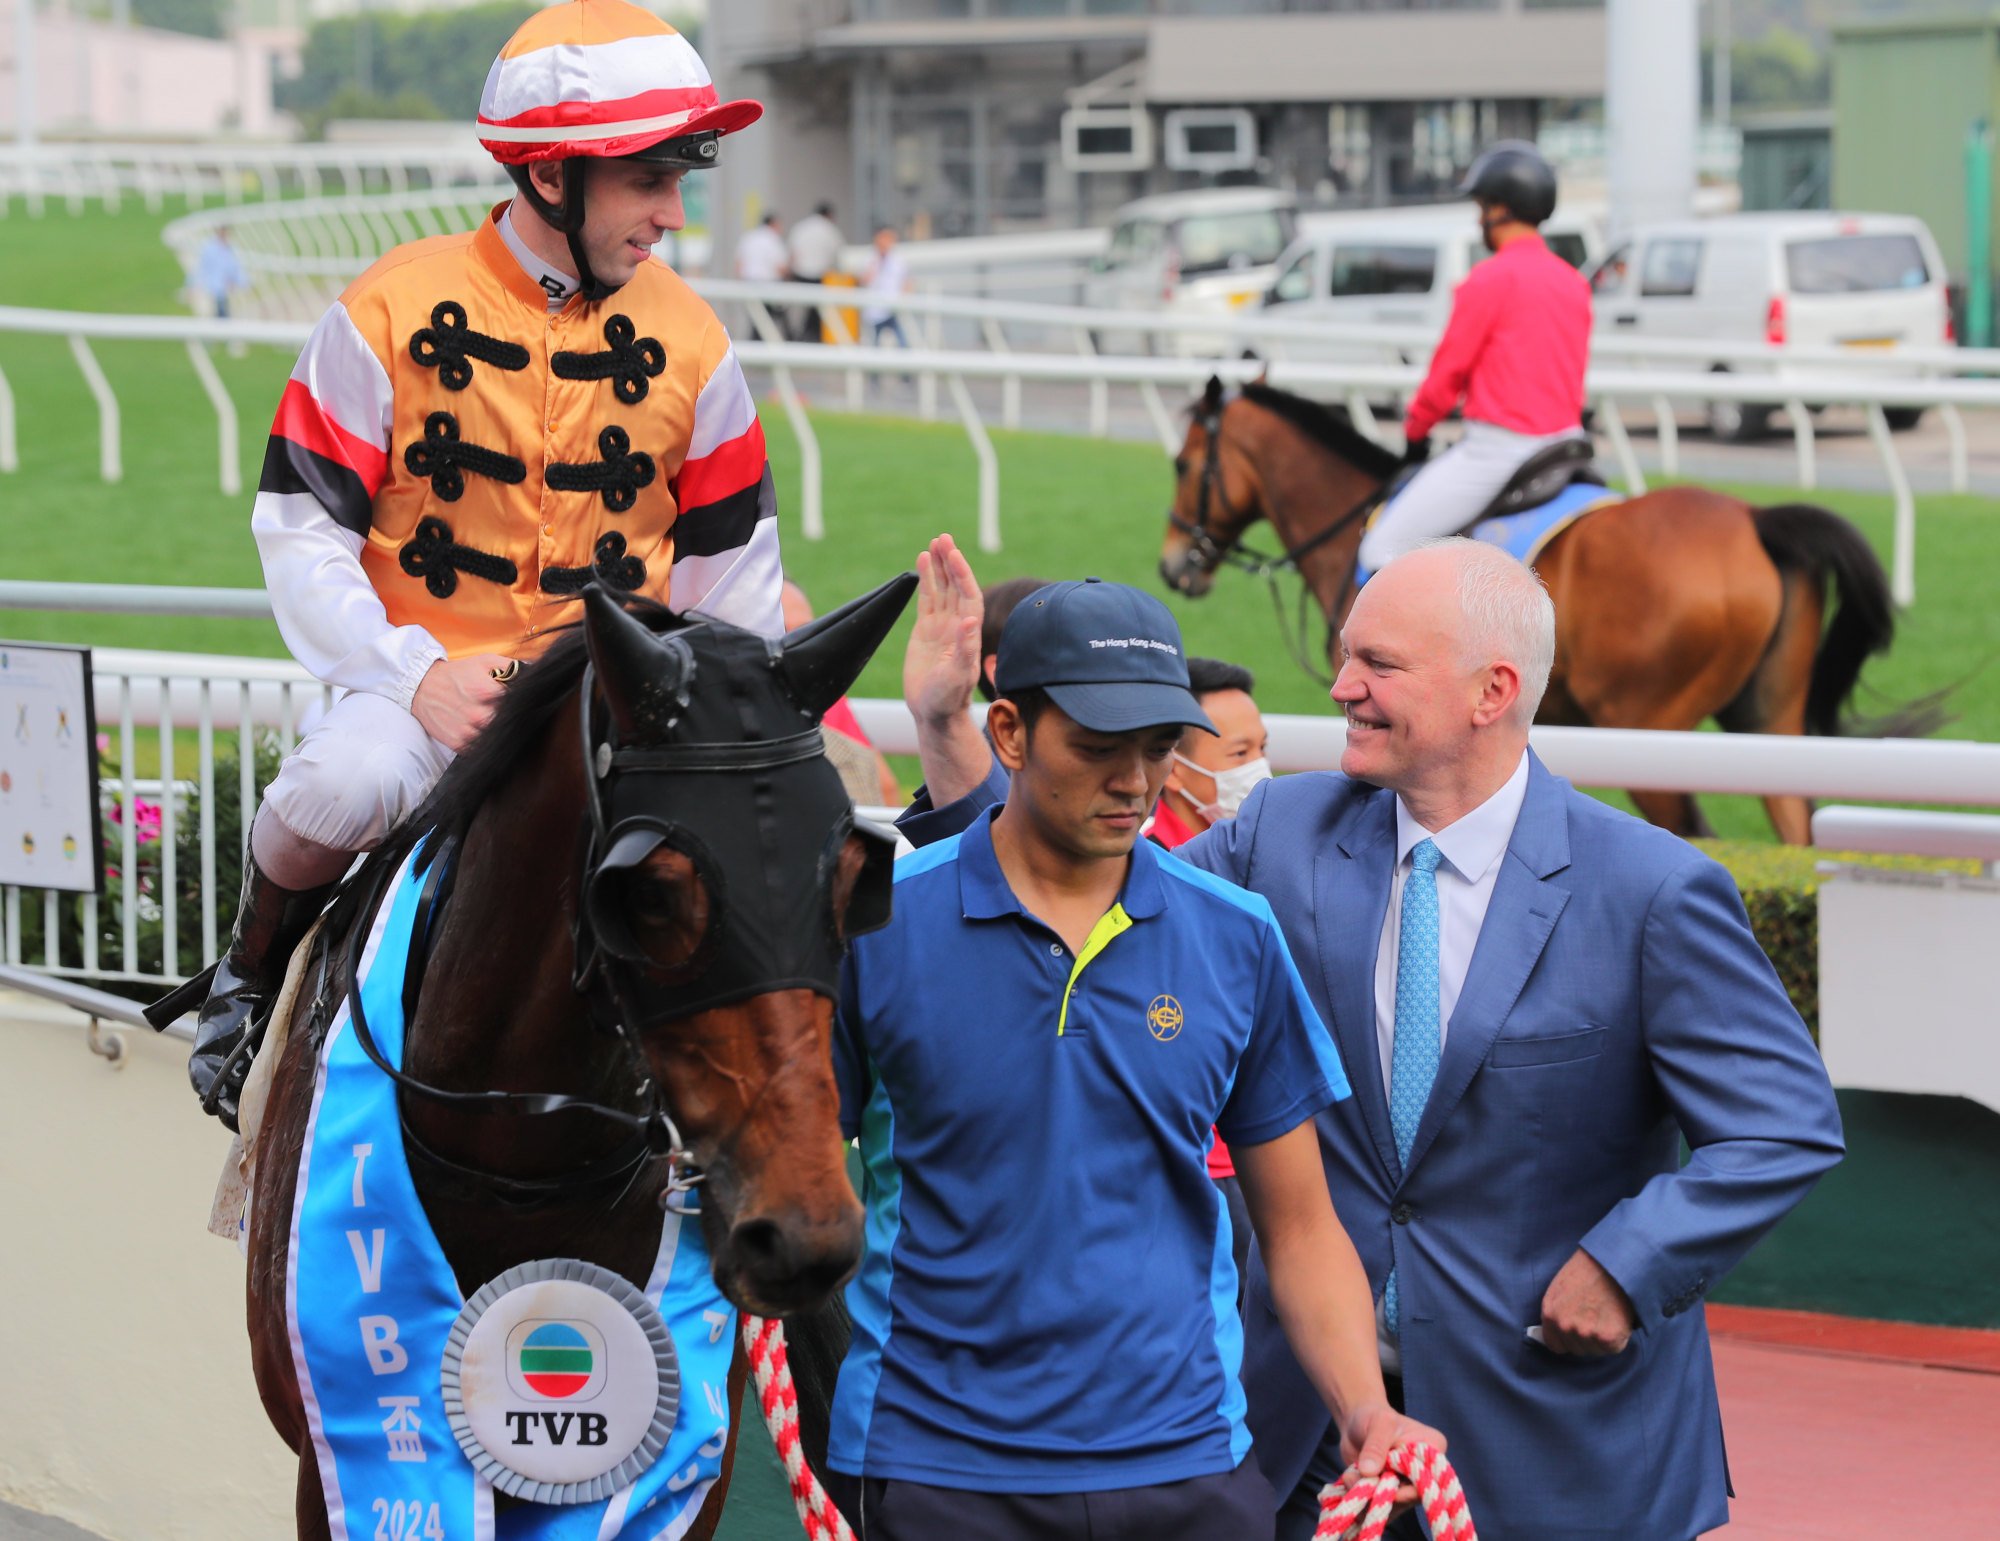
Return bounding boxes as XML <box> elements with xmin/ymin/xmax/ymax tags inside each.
<box><xmin>1082</xmin><ymin>187</ymin><xmax>1299</xmax><ymax>353</ymax></box>
<box><xmin>1587</xmin><ymin>212</ymin><xmax>1951</xmax><ymax>439</ymax></box>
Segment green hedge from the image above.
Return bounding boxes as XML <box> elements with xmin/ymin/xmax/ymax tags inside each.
<box><xmin>1696</xmin><ymin>841</ymin><xmax>1979</xmax><ymax>1038</ymax></box>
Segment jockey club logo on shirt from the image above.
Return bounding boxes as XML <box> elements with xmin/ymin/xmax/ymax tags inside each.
<box><xmin>1147</xmin><ymin>994</ymin><xmax>1184</xmax><ymax>1042</ymax></box>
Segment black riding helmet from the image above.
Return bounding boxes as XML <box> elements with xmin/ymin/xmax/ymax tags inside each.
<box><xmin>504</xmin><ymin>133</ymin><xmax>722</xmax><ymax>302</ymax></box>
<box><xmin>1457</xmin><ymin>140</ymin><xmax>1558</xmax><ymax>227</ymax></box>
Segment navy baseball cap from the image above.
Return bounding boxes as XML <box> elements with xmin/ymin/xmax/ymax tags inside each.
<box><xmin>994</xmin><ymin>578</ymin><xmax>1215</xmax><ymax>735</ymax></box>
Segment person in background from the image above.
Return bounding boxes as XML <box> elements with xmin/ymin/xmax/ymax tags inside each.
<box><xmin>783</xmin><ymin>578</ymin><xmax>900</xmax><ymax>808</ymax></box>
<box><xmin>786</xmin><ymin>200</ymin><xmax>845</xmax><ymax>342</ymax></box>
<box><xmin>735</xmin><ymin>210</ymin><xmax>789</xmax><ymax>284</ymax></box>
<box><xmin>1358</xmin><ymin>141</ymin><xmax>1590</xmax><ymax>574</ymax></box>
<box><xmin>1143</xmin><ymin>653</ymin><xmax>1274</xmax><ymax>1311</ymax></box>
<box><xmin>862</xmin><ymin>224</ymin><xmax>912</xmax><ymax>350</ymax></box>
<box><xmin>1150</xmin><ymin>656</ymin><xmax>1271</xmax><ymax>850</ymax></box>
<box><xmin>194</xmin><ymin>225</ymin><xmax>249</xmax><ymax>322</ymax></box>
<box><xmin>975</xmin><ymin>575</ymin><xmax>1055</xmax><ymax>702</ymax></box>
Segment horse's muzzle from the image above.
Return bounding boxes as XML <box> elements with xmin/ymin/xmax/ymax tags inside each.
<box><xmin>1159</xmin><ymin>552</ymin><xmax>1214</xmax><ymax>599</ymax></box>
<box><xmin>717</xmin><ymin>1208</ymin><xmax>862</xmax><ymax>1318</ymax></box>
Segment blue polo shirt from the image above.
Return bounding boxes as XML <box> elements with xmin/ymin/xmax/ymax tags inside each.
<box><xmin>828</xmin><ymin>807</ymin><xmax>1349</xmax><ymax>1493</ymax></box>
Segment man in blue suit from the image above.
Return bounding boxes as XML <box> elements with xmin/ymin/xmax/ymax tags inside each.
<box><xmin>895</xmin><ymin>537</ymin><xmax>1844</xmax><ymax>1539</ymax></box>
<box><xmin>1183</xmin><ymin>539</ymin><xmax>1846</xmax><ymax>1538</ymax></box>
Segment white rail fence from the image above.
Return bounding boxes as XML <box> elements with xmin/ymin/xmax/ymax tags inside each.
<box><xmin>0</xmin><ymin>583</ymin><xmax>1996</xmax><ymax>993</ymax></box>
<box><xmin>0</xmin><ymin>303</ymin><xmax>1982</xmax><ymax>605</ymax></box>
<box><xmin>0</xmin><ymin>141</ymin><xmax>503</xmax><ymax>218</ymax></box>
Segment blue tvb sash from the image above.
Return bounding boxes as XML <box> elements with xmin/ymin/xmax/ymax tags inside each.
<box><xmin>287</xmin><ymin>846</ymin><xmax>737</xmax><ymax>1540</ymax></box>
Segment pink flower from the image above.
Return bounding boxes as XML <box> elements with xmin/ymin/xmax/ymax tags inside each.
<box><xmin>96</xmin><ymin>732</ymin><xmax>110</xmax><ymax>755</ymax></box>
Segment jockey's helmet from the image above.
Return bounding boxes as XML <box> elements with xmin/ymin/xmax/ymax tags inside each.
<box><xmin>476</xmin><ymin>0</ymin><xmax>761</xmax><ymax>294</ymax></box>
<box><xmin>1457</xmin><ymin>140</ymin><xmax>1558</xmax><ymax>227</ymax></box>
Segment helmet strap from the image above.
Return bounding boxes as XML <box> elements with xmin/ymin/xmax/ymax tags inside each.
<box><xmin>504</xmin><ymin>160</ymin><xmax>620</xmax><ymax>303</ymax></box>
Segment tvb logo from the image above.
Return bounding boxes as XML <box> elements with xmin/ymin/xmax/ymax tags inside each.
<box><xmin>504</xmin><ymin>1409</ymin><xmax>610</xmax><ymax>1447</ymax></box>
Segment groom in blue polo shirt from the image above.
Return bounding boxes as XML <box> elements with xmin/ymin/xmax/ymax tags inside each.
<box><xmin>826</xmin><ymin>578</ymin><xmax>1444</xmax><ymax>1540</ymax></box>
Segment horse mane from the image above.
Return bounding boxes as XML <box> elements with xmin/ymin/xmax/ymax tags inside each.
<box><xmin>324</xmin><ymin>598</ymin><xmax>674</xmax><ymax>934</ymax></box>
<box><xmin>1235</xmin><ymin>382</ymin><xmax>1405</xmax><ymax>482</ymax></box>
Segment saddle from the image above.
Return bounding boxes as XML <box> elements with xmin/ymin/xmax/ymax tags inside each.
<box><xmin>1379</xmin><ymin>435</ymin><xmax>1603</xmax><ymax>530</ymax></box>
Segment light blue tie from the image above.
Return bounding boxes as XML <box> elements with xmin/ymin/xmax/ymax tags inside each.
<box><xmin>1384</xmin><ymin>837</ymin><xmax>1443</xmax><ymax>1336</ymax></box>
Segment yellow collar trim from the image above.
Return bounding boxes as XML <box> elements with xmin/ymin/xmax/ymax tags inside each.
<box><xmin>1057</xmin><ymin>904</ymin><xmax>1133</xmax><ymax>1038</ymax></box>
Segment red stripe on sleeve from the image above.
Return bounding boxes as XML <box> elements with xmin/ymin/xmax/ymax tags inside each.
<box><xmin>673</xmin><ymin>416</ymin><xmax>767</xmax><ymax>514</ymax></box>
<box><xmin>271</xmin><ymin>378</ymin><xmax>389</xmax><ymax>495</ymax></box>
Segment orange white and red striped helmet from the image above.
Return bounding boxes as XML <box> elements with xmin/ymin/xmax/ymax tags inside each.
<box><xmin>477</xmin><ymin>0</ymin><xmax>762</xmax><ymax>169</ymax></box>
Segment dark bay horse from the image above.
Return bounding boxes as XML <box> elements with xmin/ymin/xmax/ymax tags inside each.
<box><xmin>243</xmin><ymin>578</ymin><xmax>912</xmax><ymax>1538</ymax></box>
<box><xmin>1160</xmin><ymin>377</ymin><xmax>1905</xmax><ymax>842</ymax></box>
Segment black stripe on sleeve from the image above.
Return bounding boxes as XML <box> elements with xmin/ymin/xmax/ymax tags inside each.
<box><xmin>672</xmin><ymin>463</ymin><xmax>775</xmax><ymax>560</ymax></box>
<box><xmin>258</xmin><ymin>435</ymin><xmax>374</xmax><ymax>537</ymax></box>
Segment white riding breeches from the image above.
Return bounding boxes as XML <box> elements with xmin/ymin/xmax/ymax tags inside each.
<box><xmin>260</xmin><ymin>690</ymin><xmax>454</xmax><ymax>856</ymax></box>
<box><xmin>1359</xmin><ymin>419</ymin><xmax>1588</xmax><ymax>572</ymax></box>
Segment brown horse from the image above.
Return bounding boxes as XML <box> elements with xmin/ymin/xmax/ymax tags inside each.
<box><xmin>242</xmin><ymin>578</ymin><xmax>912</xmax><ymax>1538</ymax></box>
<box><xmin>1159</xmin><ymin>377</ymin><xmax>1904</xmax><ymax>843</ymax></box>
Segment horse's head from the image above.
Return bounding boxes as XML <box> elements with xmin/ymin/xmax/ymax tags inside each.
<box><xmin>1160</xmin><ymin>375</ymin><xmax>1267</xmax><ymax>599</ymax></box>
<box><xmin>578</xmin><ymin>576</ymin><xmax>914</xmax><ymax>1316</ymax></box>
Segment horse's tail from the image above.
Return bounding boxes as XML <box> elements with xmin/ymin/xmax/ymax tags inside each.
<box><xmin>1751</xmin><ymin>502</ymin><xmax>1925</xmax><ymax>737</ymax></box>
<box><xmin>780</xmin><ymin>1290</ymin><xmax>853</xmax><ymax>1490</ymax></box>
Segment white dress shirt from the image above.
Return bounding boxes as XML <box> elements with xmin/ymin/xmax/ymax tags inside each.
<box><xmin>1374</xmin><ymin>749</ymin><xmax>1530</xmax><ymax>1368</ymax></box>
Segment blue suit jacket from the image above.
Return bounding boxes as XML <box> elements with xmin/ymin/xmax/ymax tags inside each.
<box><xmin>1177</xmin><ymin>754</ymin><xmax>1844</xmax><ymax>1540</ymax></box>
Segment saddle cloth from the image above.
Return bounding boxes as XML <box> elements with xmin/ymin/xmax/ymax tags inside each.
<box><xmin>1358</xmin><ymin>479</ymin><xmax>1619</xmax><ymax>586</ymax></box>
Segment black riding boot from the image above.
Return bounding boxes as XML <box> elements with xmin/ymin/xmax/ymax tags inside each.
<box><xmin>188</xmin><ymin>857</ymin><xmax>335</xmax><ymax>1131</ymax></box>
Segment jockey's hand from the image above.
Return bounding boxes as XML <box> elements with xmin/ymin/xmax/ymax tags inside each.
<box><xmin>904</xmin><ymin>534</ymin><xmax>984</xmax><ymax>728</ymax></box>
<box><xmin>412</xmin><ymin>654</ymin><xmax>514</xmax><ymax>752</ymax></box>
<box><xmin>1403</xmin><ymin>435</ymin><xmax>1432</xmax><ymax>466</ymax></box>
<box><xmin>1539</xmin><ymin>1247</ymin><xmax>1638</xmax><ymax>1356</ymax></box>
<box><xmin>1340</xmin><ymin>1401</ymin><xmax>1449</xmax><ymax>1510</ymax></box>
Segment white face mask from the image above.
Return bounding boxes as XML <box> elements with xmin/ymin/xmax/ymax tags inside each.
<box><xmin>1172</xmin><ymin>751</ymin><xmax>1272</xmax><ymax>822</ymax></box>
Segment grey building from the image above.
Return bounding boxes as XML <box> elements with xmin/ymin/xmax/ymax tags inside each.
<box><xmin>705</xmin><ymin>0</ymin><xmax>1606</xmax><ymax>253</ymax></box>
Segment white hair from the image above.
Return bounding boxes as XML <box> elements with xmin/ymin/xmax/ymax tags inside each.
<box><xmin>1414</xmin><ymin>537</ymin><xmax>1555</xmax><ymax>724</ymax></box>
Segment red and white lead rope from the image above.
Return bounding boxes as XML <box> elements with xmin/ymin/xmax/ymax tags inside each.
<box><xmin>743</xmin><ymin>1314</ymin><xmax>858</xmax><ymax>1541</ymax></box>
<box><xmin>742</xmin><ymin>1315</ymin><xmax>1474</xmax><ymax>1541</ymax></box>
<box><xmin>1314</xmin><ymin>1443</ymin><xmax>1477</xmax><ymax>1541</ymax></box>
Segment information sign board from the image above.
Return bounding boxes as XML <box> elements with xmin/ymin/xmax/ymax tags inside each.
<box><xmin>0</xmin><ymin>642</ymin><xmax>104</xmax><ymax>894</ymax></box>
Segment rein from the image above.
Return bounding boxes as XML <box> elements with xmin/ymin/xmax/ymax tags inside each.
<box><xmin>1169</xmin><ymin>400</ymin><xmax>1381</xmax><ymax>685</ymax></box>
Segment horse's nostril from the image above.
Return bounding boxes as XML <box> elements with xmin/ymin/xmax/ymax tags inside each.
<box><xmin>730</xmin><ymin>1217</ymin><xmax>789</xmax><ymax>1275</ymax></box>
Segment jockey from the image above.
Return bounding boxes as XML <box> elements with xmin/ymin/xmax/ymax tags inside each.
<box><xmin>1357</xmin><ymin>140</ymin><xmax>1592</xmax><ymax>573</ymax></box>
<box><xmin>187</xmin><ymin>0</ymin><xmax>784</xmax><ymax>1125</ymax></box>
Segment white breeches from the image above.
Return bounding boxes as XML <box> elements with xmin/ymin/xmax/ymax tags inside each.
<box><xmin>1359</xmin><ymin>420</ymin><xmax>1588</xmax><ymax>571</ymax></box>
<box><xmin>260</xmin><ymin>691</ymin><xmax>454</xmax><ymax>856</ymax></box>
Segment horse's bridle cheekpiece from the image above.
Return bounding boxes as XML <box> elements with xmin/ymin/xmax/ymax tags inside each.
<box><xmin>337</xmin><ymin>575</ymin><xmax>914</xmax><ymax>1209</ymax></box>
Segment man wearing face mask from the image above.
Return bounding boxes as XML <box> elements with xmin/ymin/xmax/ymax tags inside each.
<box><xmin>1149</xmin><ymin>657</ymin><xmax>1272</xmax><ymax>850</ymax></box>
<box><xmin>1356</xmin><ymin>141</ymin><xmax>1592</xmax><ymax>575</ymax></box>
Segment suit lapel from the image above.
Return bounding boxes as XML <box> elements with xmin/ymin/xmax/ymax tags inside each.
<box><xmin>1404</xmin><ymin>755</ymin><xmax>1573</xmax><ymax>1177</ymax></box>
<box><xmin>1314</xmin><ymin>791</ymin><xmax>1399</xmax><ymax>1182</ymax></box>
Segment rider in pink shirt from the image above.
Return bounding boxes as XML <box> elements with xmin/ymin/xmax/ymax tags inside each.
<box><xmin>1360</xmin><ymin>142</ymin><xmax>1593</xmax><ymax>573</ymax></box>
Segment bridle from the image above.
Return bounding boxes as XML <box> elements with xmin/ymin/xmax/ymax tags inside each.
<box><xmin>332</xmin><ymin>658</ymin><xmax>881</xmax><ymax>1211</ymax></box>
<box><xmin>1167</xmin><ymin>396</ymin><xmax>1381</xmax><ymax>684</ymax></box>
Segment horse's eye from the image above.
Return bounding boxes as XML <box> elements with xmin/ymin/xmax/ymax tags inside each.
<box><xmin>1173</xmin><ymin>457</ymin><xmax>1188</xmax><ymax>477</ymax></box>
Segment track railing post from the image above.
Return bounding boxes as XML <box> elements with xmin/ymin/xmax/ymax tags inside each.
<box><xmin>68</xmin><ymin>335</ymin><xmax>122</xmax><ymax>484</ymax></box>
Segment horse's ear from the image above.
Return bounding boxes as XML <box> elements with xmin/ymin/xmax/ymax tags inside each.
<box><xmin>583</xmin><ymin>585</ymin><xmax>693</xmax><ymax>740</ymax></box>
<box><xmin>778</xmin><ymin>571</ymin><xmax>919</xmax><ymax>722</ymax></box>
<box><xmin>1203</xmin><ymin>374</ymin><xmax>1225</xmax><ymax>412</ymax></box>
